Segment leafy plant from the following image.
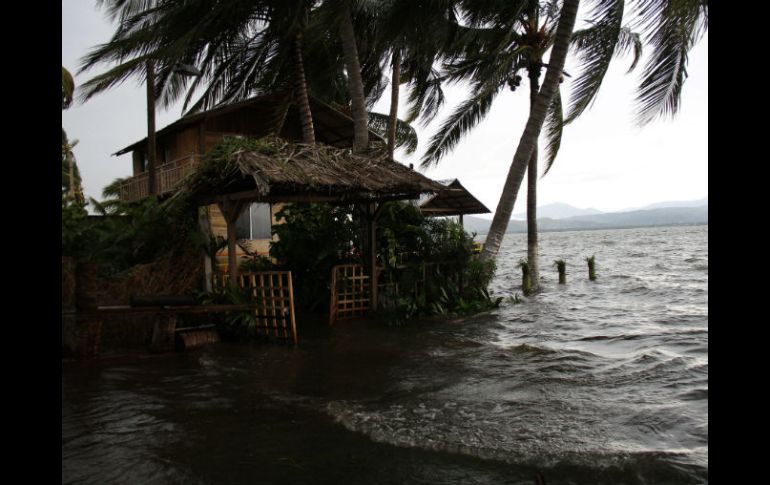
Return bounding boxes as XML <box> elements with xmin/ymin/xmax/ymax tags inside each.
<box><xmin>198</xmin><ymin>285</ymin><xmax>257</xmax><ymax>341</ymax></box>
<box><xmin>270</xmin><ymin>203</ymin><xmax>361</xmax><ymax>312</ymax></box>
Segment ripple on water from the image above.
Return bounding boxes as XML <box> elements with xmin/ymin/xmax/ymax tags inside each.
<box><xmin>63</xmin><ymin>226</ymin><xmax>708</xmax><ymax>484</ymax></box>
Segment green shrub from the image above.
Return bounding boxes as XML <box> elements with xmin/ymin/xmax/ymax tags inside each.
<box><xmin>270</xmin><ymin>203</ymin><xmax>361</xmax><ymax>311</ymax></box>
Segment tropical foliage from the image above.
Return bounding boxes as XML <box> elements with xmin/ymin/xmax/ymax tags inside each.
<box><xmin>271</xmin><ymin>203</ymin><xmax>361</xmax><ymax>312</ymax></box>
<box><xmin>74</xmin><ymin>0</ymin><xmax>707</xmax><ymax>297</ymax></box>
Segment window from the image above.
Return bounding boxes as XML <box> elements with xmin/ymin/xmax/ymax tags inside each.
<box><xmin>235</xmin><ymin>203</ymin><xmax>272</xmax><ymax>240</ymax></box>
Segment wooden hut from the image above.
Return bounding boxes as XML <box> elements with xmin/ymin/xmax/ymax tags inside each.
<box><xmin>112</xmin><ymin>93</ymin><xmax>386</xmax><ymax>270</ymax></box>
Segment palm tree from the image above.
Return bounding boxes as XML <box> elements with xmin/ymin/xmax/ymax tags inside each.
<box><xmin>421</xmin><ymin>0</ymin><xmax>706</xmax><ymax>265</ymax></box>
<box><xmin>371</xmin><ymin>0</ymin><xmax>460</xmax><ymax>159</ymax></box>
<box><xmin>419</xmin><ymin>0</ymin><xmax>561</xmax><ymax>290</ymax></box>
<box><xmin>62</xmin><ymin>66</ymin><xmax>85</xmax><ymax>207</ymax></box>
<box><xmin>80</xmin><ymin>0</ymin><xmax>319</xmax><ymax>143</ymax></box>
<box><xmin>482</xmin><ymin>0</ymin><xmax>706</xmax><ymax>261</ymax></box>
<box><xmin>480</xmin><ymin>0</ymin><xmax>579</xmax><ymax>261</ymax></box>
<box><xmin>336</xmin><ymin>1</ymin><xmax>369</xmax><ymax>153</ymax></box>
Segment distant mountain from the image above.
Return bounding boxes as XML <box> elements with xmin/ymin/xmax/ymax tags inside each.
<box><xmin>463</xmin><ymin>205</ymin><xmax>707</xmax><ymax>235</ymax></box>
<box><xmin>511</xmin><ymin>202</ymin><xmax>603</xmax><ymax>220</ymax></box>
<box><xmin>617</xmin><ymin>197</ymin><xmax>708</xmax><ymax>212</ymax></box>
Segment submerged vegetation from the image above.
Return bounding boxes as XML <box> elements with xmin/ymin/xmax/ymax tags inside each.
<box><xmin>269</xmin><ymin>200</ymin><xmax>499</xmax><ymax>322</ymax></box>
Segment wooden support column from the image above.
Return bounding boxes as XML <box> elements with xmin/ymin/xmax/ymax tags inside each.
<box><xmin>218</xmin><ymin>197</ymin><xmax>248</xmax><ymax>287</ymax></box>
<box><xmin>368</xmin><ymin>202</ymin><xmax>384</xmax><ymax>312</ymax></box>
<box><xmin>198</xmin><ymin>206</ymin><xmax>213</xmax><ymax>292</ymax></box>
<box><xmin>459</xmin><ymin>214</ymin><xmax>464</xmax><ymax>227</ymax></box>
<box><xmin>369</xmin><ymin>214</ymin><xmax>377</xmax><ymax>312</ymax></box>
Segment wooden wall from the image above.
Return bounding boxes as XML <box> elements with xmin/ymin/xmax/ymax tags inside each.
<box><xmin>172</xmin><ymin>126</ymin><xmax>200</xmax><ymax>161</ymax></box>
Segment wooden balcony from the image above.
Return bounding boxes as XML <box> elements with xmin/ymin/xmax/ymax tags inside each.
<box><xmin>119</xmin><ymin>154</ymin><xmax>202</xmax><ymax>203</ymax></box>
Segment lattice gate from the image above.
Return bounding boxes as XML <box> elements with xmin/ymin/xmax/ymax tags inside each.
<box><xmin>329</xmin><ymin>264</ymin><xmax>370</xmax><ymax>325</ymax></box>
<box><xmin>213</xmin><ymin>271</ymin><xmax>298</xmax><ymax>344</ymax></box>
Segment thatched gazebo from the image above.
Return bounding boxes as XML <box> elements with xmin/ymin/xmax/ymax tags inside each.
<box><xmin>418</xmin><ymin>178</ymin><xmax>491</xmax><ymax>226</ymax></box>
<box><xmin>171</xmin><ymin>136</ymin><xmax>444</xmax><ymax>308</ymax></box>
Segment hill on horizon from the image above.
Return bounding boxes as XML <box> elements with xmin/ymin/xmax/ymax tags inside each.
<box><xmin>462</xmin><ymin>202</ymin><xmax>707</xmax><ymax>235</ymax></box>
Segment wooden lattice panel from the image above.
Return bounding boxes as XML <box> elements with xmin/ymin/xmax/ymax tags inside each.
<box><xmin>329</xmin><ymin>264</ymin><xmax>370</xmax><ymax>325</ymax></box>
<box><xmin>213</xmin><ymin>271</ymin><xmax>297</xmax><ymax>344</ymax></box>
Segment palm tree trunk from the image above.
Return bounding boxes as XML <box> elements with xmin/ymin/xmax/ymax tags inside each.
<box><xmin>387</xmin><ymin>49</ymin><xmax>401</xmax><ymax>158</ymax></box>
<box><xmin>293</xmin><ymin>10</ymin><xmax>315</xmax><ymax>144</ymax></box>
<box><xmin>481</xmin><ymin>0</ymin><xmax>580</xmax><ymax>261</ymax></box>
<box><xmin>146</xmin><ymin>59</ymin><xmax>157</xmax><ymax>196</ymax></box>
<box><xmin>67</xmin><ymin>151</ymin><xmax>76</xmax><ymax>202</ymax></box>
<box><xmin>339</xmin><ymin>5</ymin><xmax>369</xmax><ymax>153</ymax></box>
<box><xmin>526</xmin><ymin>65</ymin><xmax>541</xmax><ymax>292</ymax></box>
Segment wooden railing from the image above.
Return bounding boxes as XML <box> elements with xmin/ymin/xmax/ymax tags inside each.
<box><xmin>212</xmin><ymin>271</ymin><xmax>298</xmax><ymax>344</ymax></box>
<box><xmin>329</xmin><ymin>264</ymin><xmax>371</xmax><ymax>325</ymax></box>
<box><xmin>119</xmin><ymin>154</ymin><xmax>201</xmax><ymax>203</ymax></box>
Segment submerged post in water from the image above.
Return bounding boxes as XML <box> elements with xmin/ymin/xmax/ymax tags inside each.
<box><xmin>586</xmin><ymin>255</ymin><xmax>597</xmax><ymax>281</ymax></box>
<box><xmin>518</xmin><ymin>259</ymin><xmax>532</xmax><ymax>295</ymax></box>
<box><xmin>554</xmin><ymin>259</ymin><xmax>566</xmax><ymax>284</ymax></box>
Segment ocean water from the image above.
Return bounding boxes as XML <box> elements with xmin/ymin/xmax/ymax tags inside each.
<box><xmin>62</xmin><ymin>225</ymin><xmax>707</xmax><ymax>484</ymax></box>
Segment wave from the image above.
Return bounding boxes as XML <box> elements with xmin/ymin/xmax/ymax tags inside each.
<box><xmin>324</xmin><ymin>400</ymin><xmax>707</xmax><ymax>483</ymax></box>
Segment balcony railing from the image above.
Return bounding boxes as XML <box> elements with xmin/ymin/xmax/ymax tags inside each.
<box><xmin>119</xmin><ymin>154</ymin><xmax>202</xmax><ymax>203</ymax></box>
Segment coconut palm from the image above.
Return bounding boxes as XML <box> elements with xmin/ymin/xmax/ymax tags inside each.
<box><xmin>81</xmin><ymin>0</ymin><xmax>403</xmax><ymax>152</ymax></box>
<box><xmin>482</xmin><ymin>0</ymin><xmax>706</xmax><ymax>261</ymax></box>
<box><xmin>80</xmin><ymin>0</ymin><xmax>320</xmax><ymax>144</ymax></box>
<box><xmin>421</xmin><ymin>0</ymin><xmax>706</xmax><ymax>264</ymax></box>
<box><xmin>368</xmin><ymin>0</ymin><xmax>460</xmax><ymax>159</ymax></box>
<box><xmin>419</xmin><ymin>0</ymin><xmax>565</xmax><ymax>289</ymax></box>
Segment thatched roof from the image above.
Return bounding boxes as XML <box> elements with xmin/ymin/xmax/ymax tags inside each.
<box><xmin>170</xmin><ymin>137</ymin><xmax>443</xmax><ymax>206</ymax></box>
<box><xmin>419</xmin><ymin>179</ymin><xmax>491</xmax><ymax>216</ymax></box>
<box><xmin>114</xmin><ymin>93</ymin><xmax>383</xmax><ymax>156</ymax></box>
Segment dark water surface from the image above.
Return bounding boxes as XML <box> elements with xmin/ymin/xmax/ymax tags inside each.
<box><xmin>62</xmin><ymin>225</ymin><xmax>708</xmax><ymax>484</ymax></box>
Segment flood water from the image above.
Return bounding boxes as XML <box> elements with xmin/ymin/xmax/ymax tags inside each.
<box><xmin>62</xmin><ymin>225</ymin><xmax>708</xmax><ymax>484</ymax></box>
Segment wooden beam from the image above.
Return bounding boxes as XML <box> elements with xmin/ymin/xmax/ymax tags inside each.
<box><xmin>201</xmin><ymin>190</ymin><xmax>426</xmax><ymax>206</ymax></box>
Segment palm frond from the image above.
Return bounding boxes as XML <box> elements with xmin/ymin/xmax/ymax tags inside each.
<box><xmin>617</xmin><ymin>26</ymin><xmax>643</xmax><ymax>73</ymax></box>
<box><xmin>78</xmin><ymin>56</ymin><xmax>151</xmax><ymax>103</ymax></box>
<box><xmin>367</xmin><ymin>112</ymin><xmax>419</xmax><ymax>154</ymax></box>
<box><xmin>62</xmin><ymin>67</ymin><xmax>75</xmax><ymax>109</ymax></box>
<box><xmin>564</xmin><ymin>0</ymin><xmax>626</xmax><ymax>124</ymax></box>
<box><xmin>541</xmin><ymin>86</ymin><xmax>563</xmax><ymax>177</ymax></box>
<box><xmin>419</xmin><ymin>81</ymin><xmax>502</xmax><ymax>168</ymax></box>
<box><xmin>631</xmin><ymin>0</ymin><xmax>707</xmax><ymax>125</ymax></box>
<box><xmin>404</xmin><ymin>67</ymin><xmax>446</xmax><ymax>126</ymax></box>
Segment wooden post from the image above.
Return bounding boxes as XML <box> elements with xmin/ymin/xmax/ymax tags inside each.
<box><xmin>368</xmin><ymin>203</ymin><xmax>379</xmax><ymax>312</ymax></box>
<box><xmin>519</xmin><ymin>260</ymin><xmax>531</xmax><ymax>296</ymax></box>
<box><xmin>587</xmin><ymin>256</ymin><xmax>597</xmax><ymax>281</ymax></box>
<box><xmin>554</xmin><ymin>259</ymin><xmax>566</xmax><ymax>284</ymax></box>
<box><xmin>459</xmin><ymin>214</ymin><xmax>464</xmax><ymax>227</ymax></box>
<box><xmin>227</xmin><ymin>220</ymin><xmax>238</xmax><ymax>286</ymax></box>
<box><xmin>199</xmin><ymin>206</ymin><xmax>213</xmax><ymax>292</ymax></box>
<box><xmin>146</xmin><ymin>60</ymin><xmax>157</xmax><ymax>196</ymax></box>
<box><xmin>218</xmin><ymin>198</ymin><xmax>247</xmax><ymax>287</ymax></box>
<box><xmin>287</xmin><ymin>271</ymin><xmax>298</xmax><ymax>344</ymax></box>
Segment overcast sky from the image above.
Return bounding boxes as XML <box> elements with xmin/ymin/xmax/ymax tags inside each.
<box><xmin>62</xmin><ymin>1</ymin><xmax>708</xmax><ymax>215</ymax></box>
